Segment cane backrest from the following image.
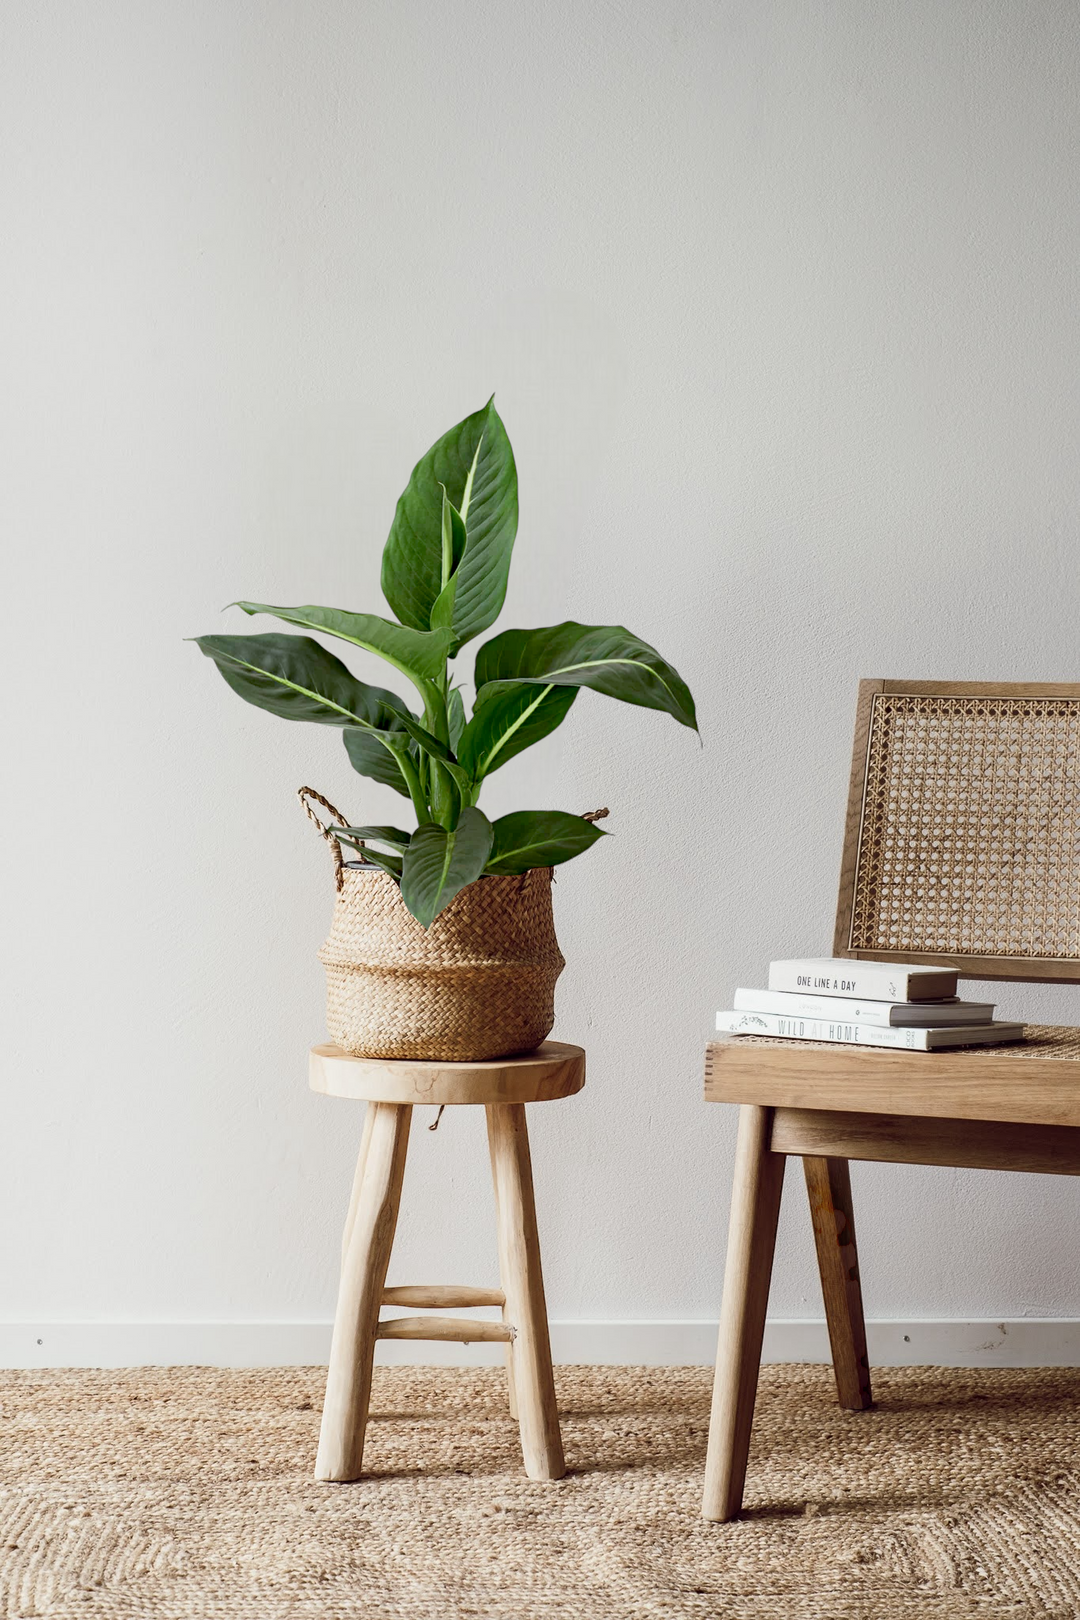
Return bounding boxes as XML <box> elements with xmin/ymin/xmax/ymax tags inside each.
<box><xmin>833</xmin><ymin>681</ymin><xmax>1080</xmax><ymax>983</ymax></box>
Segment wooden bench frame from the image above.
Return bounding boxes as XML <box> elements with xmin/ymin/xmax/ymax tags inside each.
<box><xmin>702</xmin><ymin>679</ymin><xmax>1080</xmax><ymax>1521</ymax></box>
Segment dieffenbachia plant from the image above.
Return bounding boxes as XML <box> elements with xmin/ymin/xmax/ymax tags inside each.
<box><xmin>195</xmin><ymin>399</ymin><xmax>697</xmax><ymax>926</ymax></box>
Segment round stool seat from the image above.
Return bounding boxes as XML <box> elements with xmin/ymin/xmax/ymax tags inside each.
<box><xmin>309</xmin><ymin>1040</ymin><xmax>586</xmax><ymax>1106</ymax></box>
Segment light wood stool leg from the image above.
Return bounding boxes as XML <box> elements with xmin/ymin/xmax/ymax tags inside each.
<box><xmin>340</xmin><ymin>1103</ymin><xmax>375</xmax><ymax>1271</ymax></box>
<box><xmin>803</xmin><ymin>1155</ymin><xmax>873</xmax><ymax>1411</ymax></box>
<box><xmin>315</xmin><ymin>1101</ymin><xmax>412</xmax><ymax>1481</ymax></box>
<box><xmin>702</xmin><ymin>1104</ymin><xmax>786</xmax><ymax>1521</ymax></box>
<box><xmin>487</xmin><ymin>1153</ymin><xmax>520</xmax><ymax>1420</ymax></box>
<box><xmin>486</xmin><ymin>1102</ymin><xmax>565</xmax><ymax>1480</ymax></box>
<box><xmin>501</xmin><ymin>1319</ymin><xmax>520</xmax><ymax>1420</ymax></box>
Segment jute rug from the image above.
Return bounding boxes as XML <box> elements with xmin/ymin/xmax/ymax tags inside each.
<box><xmin>2</xmin><ymin>1365</ymin><xmax>1079</xmax><ymax>1619</ymax></box>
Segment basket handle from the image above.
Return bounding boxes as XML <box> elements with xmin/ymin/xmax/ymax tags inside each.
<box><xmin>297</xmin><ymin>786</ymin><xmax>354</xmax><ymax>892</ymax></box>
<box><xmin>582</xmin><ymin>807</ymin><xmax>609</xmax><ymax>823</ymax></box>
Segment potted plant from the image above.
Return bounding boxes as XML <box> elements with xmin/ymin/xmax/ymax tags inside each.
<box><xmin>195</xmin><ymin>399</ymin><xmax>697</xmax><ymax>1060</ymax></box>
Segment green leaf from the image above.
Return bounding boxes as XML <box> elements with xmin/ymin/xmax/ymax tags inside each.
<box><xmin>400</xmin><ymin>807</ymin><xmax>494</xmax><ymax>927</ymax></box>
<box><xmin>441</xmin><ymin>484</ymin><xmax>468</xmax><ymax>580</ymax></box>
<box><xmin>234</xmin><ymin>603</ymin><xmax>452</xmax><ymax>691</ymax></box>
<box><xmin>381</xmin><ymin>399</ymin><xmax>518</xmax><ymax>646</ymax></box>
<box><xmin>429</xmin><ymin>576</ymin><xmax>457</xmax><ymax>634</ymax></box>
<box><xmin>457</xmin><ymin>683</ymin><xmax>577</xmax><ymax>781</ymax></box>
<box><xmin>447</xmin><ymin>687</ymin><xmax>467</xmax><ymax>752</ymax></box>
<box><xmin>342</xmin><ymin>729</ymin><xmax>415</xmax><ymax>798</ymax></box>
<box><xmin>394</xmin><ymin>715</ymin><xmax>472</xmax><ymax>793</ymax></box>
<box><xmin>341</xmin><ymin>845</ymin><xmax>404</xmax><ymax>878</ymax></box>
<box><xmin>194</xmin><ymin>633</ymin><xmax>411</xmax><ymax>728</ymax></box>
<box><xmin>473</xmin><ymin>621</ymin><xmax>698</xmax><ymax>730</ymax></box>
<box><xmin>485</xmin><ymin>810</ymin><xmax>608</xmax><ymax>874</ymax></box>
<box><xmin>330</xmin><ymin>824</ymin><xmax>413</xmax><ymax>850</ymax></box>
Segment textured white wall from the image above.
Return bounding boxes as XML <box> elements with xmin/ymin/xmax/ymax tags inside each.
<box><xmin>5</xmin><ymin>0</ymin><xmax>1080</xmax><ymax>1349</ymax></box>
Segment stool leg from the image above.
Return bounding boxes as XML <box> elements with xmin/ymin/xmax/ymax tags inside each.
<box><xmin>803</xmin><ymin>1155</ymin><xmax>872</xmax><ymax>1410</ymax></box>
<box><xmin>487</xmin><ymin>1157</ymin><xmax>520</xmax><ymax>1419</ymax></box>
<box><xmin>486</xmin><ymin>1102</ymin><xmax>565</xmax><ymax>1480</ymax></box>
<box><xmin>340</xmin><ymin>1103</ymin><xmax>375</xmax><ymax>1271</ymax></box>
<box><xmin>702</xmin><ymin>1104</ymin><xmax>786</xmax><ymax>1521</ymax></box>
<box><xmin>502</xmin><ymin>1319</ymin><xmax>520</xmax><ymax>1420</ymax></box>
<box><xmin>315</xmin><ymin>1101</ymin><xmax>411</xmax><ymax>1482</ymax></box>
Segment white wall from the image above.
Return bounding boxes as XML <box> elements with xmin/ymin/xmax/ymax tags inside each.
<box><xmin>5</xmin><ymin>0</ymin><xmax>1080</xmax><ymax>1363</ymax></box>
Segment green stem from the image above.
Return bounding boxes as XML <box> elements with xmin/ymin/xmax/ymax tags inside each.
<box><xmin>430</xmin><ymin>762</ymin><xmax>461</xmax><ymax>830</ymax></box>
<box><xmin>424</xmin><ymin>666</ymin><xmax>457</xmax><ymax>826</ymax></box>
<box><xmin>394</xmin><ymin>747</ymin><xmax>430</xmax><ymax>827</ymax></box>
<box><xmin>425</xmin><ymin>687</ymin><xmax>450</xmax><ymax>748</ymax></box>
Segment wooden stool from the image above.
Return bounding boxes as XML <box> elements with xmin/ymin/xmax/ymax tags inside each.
<box><xmin>308</xmin><ymin>1039</ymin><xmax>585</xmax><ymax>1482</ymax></box>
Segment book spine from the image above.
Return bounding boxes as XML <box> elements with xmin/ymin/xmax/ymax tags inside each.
<box><xmin>733</xmin><ymin>988</ymin><xmax>896</xmax><ymax>1026</ymax></box>
<box><xmin>717</xmin><ymin>1012</ymin><xmax>929</xmax><ymax>1049</ymax></box>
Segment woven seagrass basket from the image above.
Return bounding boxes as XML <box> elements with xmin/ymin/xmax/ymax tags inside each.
<box><xmin>299</xmin><ymin>789</ymin><xmax>567</xmax><ymax>1061</ymax></box>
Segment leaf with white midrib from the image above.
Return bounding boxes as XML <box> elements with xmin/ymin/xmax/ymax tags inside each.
<box><xmin>234</xmin><ymin>602</ymin><xmax>453</xmax><ymax>693</ymax></box>
<box><xmin>399</xmin><ymin>808</ymin><xmax>494</xmax><ymax>927</ymax></box>
<box><xmin>457</xmin><ymin>683</ymin><xmax>577</xmax><ymax>782</ymax></box>
<box><xmin>473</xmin><ymin>621</ymin><xmax>697</xmax><ymax>730</ymax></box>
<box><xmin>484</xmin><ymin>810</ymin><xmax>608</xmax><ymax>874</ymax></box>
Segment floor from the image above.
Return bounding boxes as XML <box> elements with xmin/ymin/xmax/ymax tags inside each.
<box><xmin>2</xmin><ymin>1364</ymin><xmax>1079</xmax><ymax>1618</ymax></box>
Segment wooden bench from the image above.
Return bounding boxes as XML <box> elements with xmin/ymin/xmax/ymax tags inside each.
<box><xmin>701</xmin><ymin>680</ymin><xmax>1080</xmax><ymax>1520</ymax></box>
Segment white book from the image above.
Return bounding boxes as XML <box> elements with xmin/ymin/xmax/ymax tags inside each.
<box><xmin>767</xmin><ymin>957</ymin><xmax>959</xmax><ymax>1002</ymax></box>
<box><xmin>733</xmin><ymin>988</ymin><xmax>995</xmax><ymax>1028</ymax></box>
<box><xmin>715</xmin><ymin>1011</ymin><xmax>1025</xmax><ymax>1050</ymax></box>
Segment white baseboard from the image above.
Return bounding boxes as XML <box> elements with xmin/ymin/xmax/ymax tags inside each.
<box><xmin>3</xmin><ymin>1318</ymin><xmax>1080</xmax><ymax>1369</ymax></box>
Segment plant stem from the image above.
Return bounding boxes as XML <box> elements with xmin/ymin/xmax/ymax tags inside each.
<box><xmin>424</xmin><ymin>667</ymin><xmax>457</xmax><ymax>827</ymax></box>
<box><xmin>395</xmin><ymin>747</ymin><xmax>430</xmax><ymax>827</ymax></box>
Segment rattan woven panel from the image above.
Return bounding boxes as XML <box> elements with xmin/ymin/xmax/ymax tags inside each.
<box><xmin>849</xmin><ymin>694</ymin><xmax>1080</xmax><ymax>961</ymax></box>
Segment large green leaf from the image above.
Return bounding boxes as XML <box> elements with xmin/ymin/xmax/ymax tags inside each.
<box><xmin>342</xmin><ymin>729</ymin><xmax>414</xmax><ymax>797</ymax></box>
<box><xmin>457</xmin><ymin>683</ymin><xmax>577</xmax><ymax>781</ymax></box>
<box><xmin>400</xmin><ymin>807</ymin><xmax>494</xmax><ymax>927</ymax></box>
<box><xmin>381</xmin><ymin>399</ymin><xmax>518</xmax><ymax>646</ymax></box>
<box><xmin>195</xmin><ymin>633</ymin><xmax>411</xmax><ymax>729</ymax></box>
<box><xmin>473</xmin><ymin>621</ymin><xmax>698</xmax><ymax>730</ymax></box>
<box><xmin>485</xmin><ymin>810</ymin><xmax>608</xmax><ymax>874</ymax></box>
<box><xmin>234</xmin><ymin>603</ymin><xmax>452</xmax><ymax>692</ymax></box>
<box><xmin>331</xmin><ymin>824</ymin><xmax>413</xmax><ymax>850</ymax></box>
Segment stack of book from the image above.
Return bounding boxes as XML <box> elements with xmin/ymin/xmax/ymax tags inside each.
<box><xmin>716</xmin><ymin>958</ymin><xmax>1026</xmax><ymax>1050</ymax></box>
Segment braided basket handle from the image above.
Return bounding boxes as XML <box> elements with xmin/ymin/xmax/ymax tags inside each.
<box><xmin>297</xmin><ymin>787</ymin><xmax>353</xmax><ymax>892</ymax></box>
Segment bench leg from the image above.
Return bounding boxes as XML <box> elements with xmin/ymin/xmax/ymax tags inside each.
<box><xmin>803</xmin><ymin>1155</ymin><xmax>872</xmax><ymax>1410</ymax></box>
<box><xmin>315</xmin><ymin>1101</ymin><xmax>411</xmax><ymax>1481</ymax></box>
<box><xmin>486</xmin><ymin>1102</ymin><xmax>565</xmax><ymax>1480</ymax></box>
<box><xmin>702</xmin><ymin>1104</ymin><xmax>786</xmax><ymax>1521</ymax></box>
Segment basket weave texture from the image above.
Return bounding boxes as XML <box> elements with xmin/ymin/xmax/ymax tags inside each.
<box><xmin>319</xmin><ymin>866</ymin><xmax>565</xmax><ymax>1061</ymax></box>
